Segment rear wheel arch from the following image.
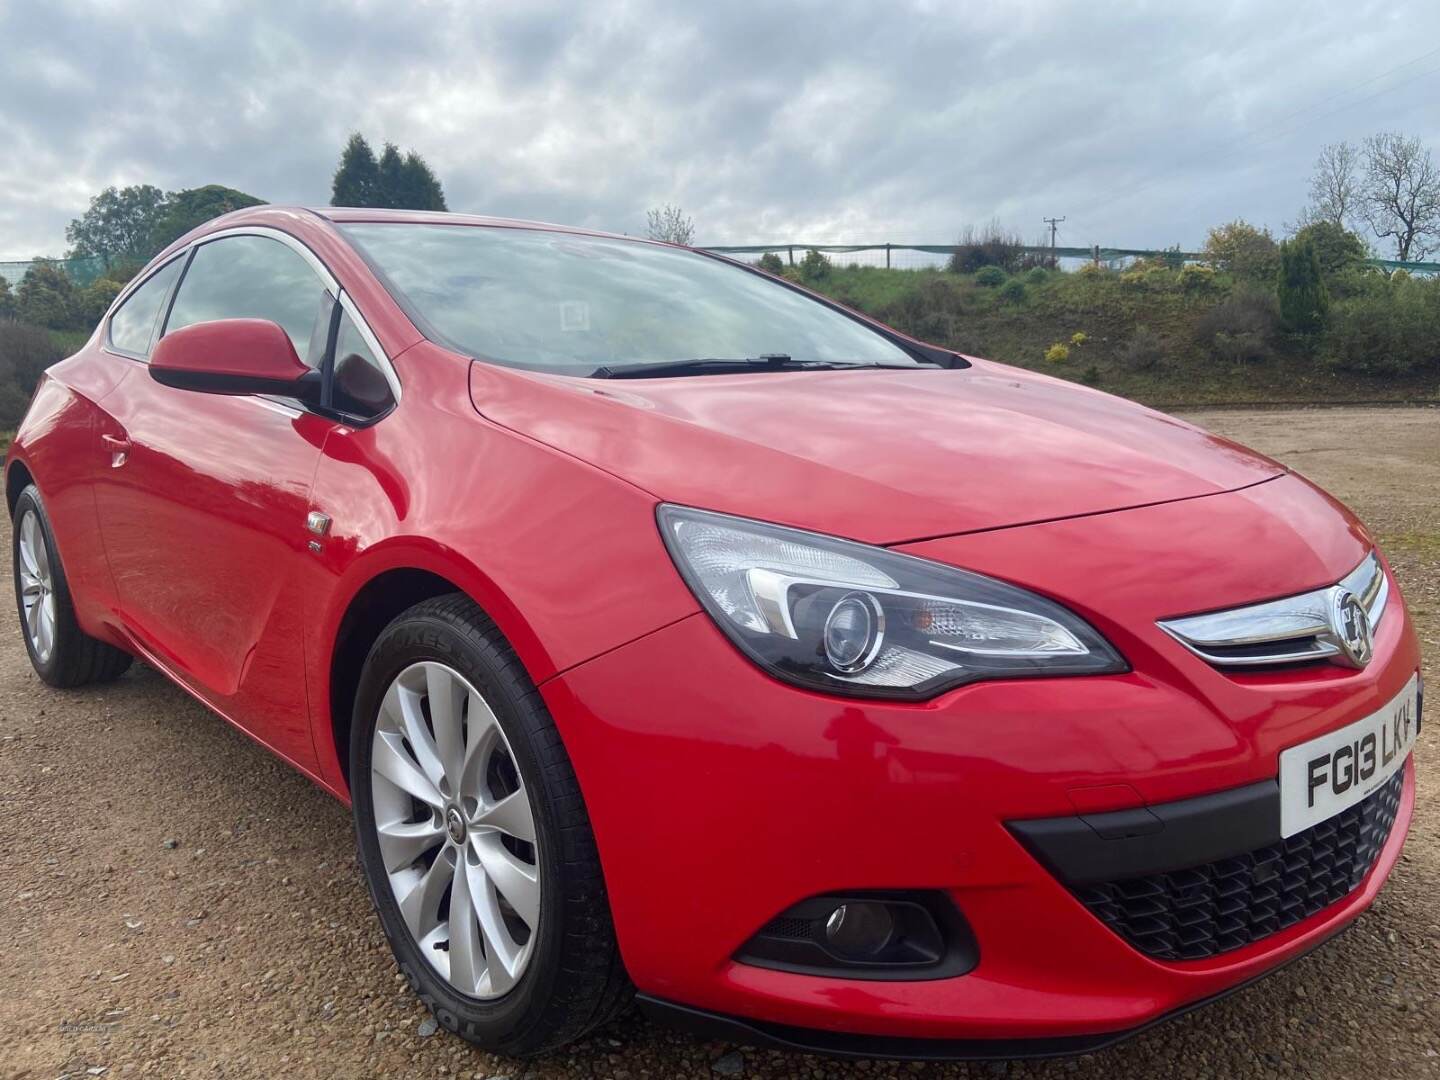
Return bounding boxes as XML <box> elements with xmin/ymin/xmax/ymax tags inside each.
<box><xmin>6</xmin><ymin>458</ymin><xmax>35</xmax><ymax>515</ymax></box>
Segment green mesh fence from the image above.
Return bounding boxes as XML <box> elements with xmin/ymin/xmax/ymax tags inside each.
<box><xmin>703</xmin><ymin>243</ymin><xmax>1440</xmax><ymax>275</ymax></box>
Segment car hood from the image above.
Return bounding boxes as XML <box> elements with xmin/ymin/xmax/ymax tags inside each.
<box><xmin>467</xmin><ymin>358</ymin><xmax>1285</xmax><ymax>544</ymax></box>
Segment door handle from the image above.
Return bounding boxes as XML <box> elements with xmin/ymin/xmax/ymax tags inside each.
<box><xmin>101</xmin><ymin>434</ymin><xmax>131</xmax><ymax>468</ymax></box>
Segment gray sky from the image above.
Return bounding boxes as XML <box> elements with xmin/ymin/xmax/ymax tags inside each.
<box><xmin>2</xmin><ymin>0</ymin><xmax>1439</xmax><ymax>259</ymax></box>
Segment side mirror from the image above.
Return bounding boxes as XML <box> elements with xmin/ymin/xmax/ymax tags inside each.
<box><xmin>150</xmin><ymin>319</ymin><xmax>320</xmax><ymax>401</ymax></box>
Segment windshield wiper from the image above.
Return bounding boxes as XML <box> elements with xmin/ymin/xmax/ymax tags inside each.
<box><xmin>589</xmin><ymin>355</ymin><xmax>938</xmax><ymax>379</ymax></box>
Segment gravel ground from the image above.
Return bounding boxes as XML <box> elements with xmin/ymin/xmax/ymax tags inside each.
<box><xmin>0</xmin><ymin>406</ymin><xmax>1435</xmax><ymax>1080</ymax></box>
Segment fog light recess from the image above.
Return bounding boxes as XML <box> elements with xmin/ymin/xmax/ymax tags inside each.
<box><xmin>735</xmin><ymin>891</ymin><xmax>978</xmax><ymax>980</ymax></box>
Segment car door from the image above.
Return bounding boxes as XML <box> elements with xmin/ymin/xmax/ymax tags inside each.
<box><xmin>91</xmin><ymin>230</ymin><xmax>341</xmax><ymax>768</ymax></box>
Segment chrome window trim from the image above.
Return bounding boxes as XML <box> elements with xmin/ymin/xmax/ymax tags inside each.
<box><xmin>1158</xmin><ymin>552</ymin><xmax>1387</xmax><ymax>668</ymax></box>
<box><xmin>100</xmin><ymin>225</ymin><xmax>401</xmax><ymax>414</ymax></box>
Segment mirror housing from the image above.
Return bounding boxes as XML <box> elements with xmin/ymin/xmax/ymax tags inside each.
<box><xmin>150</xmin><ymin>319</ymin><xmax>320</xmax><ymax>401</ymax></box>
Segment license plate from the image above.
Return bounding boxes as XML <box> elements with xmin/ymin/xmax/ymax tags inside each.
<box><xmin>1278</xmin><ymin>673</ymin><xmax>1419</xmax><ymax>838</ymax></box>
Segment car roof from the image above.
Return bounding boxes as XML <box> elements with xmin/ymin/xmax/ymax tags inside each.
<box><xmin>210</xmin><ymin>205</ymin><xmax>658</xmax><ymax>247</ymax></box>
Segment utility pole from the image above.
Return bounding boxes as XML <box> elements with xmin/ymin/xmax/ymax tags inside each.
<box><xmin>1043</xmin><ymin>216</ymin><xmax>1065</xmax><ymax>268</ymax></box>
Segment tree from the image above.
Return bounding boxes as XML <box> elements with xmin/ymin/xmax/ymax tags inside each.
<box><xmin>332</xmin><ymin>133</ymin><xmax>382</xmax><ymax>207</ymax></box>
<box><xmin>331</xmin><ymin>134</ymin><xmax>447</xmax><ymax>210</ymax></box>
<box><xmin>1291</xmin><ymin>220</ymin><xmax>1368</xmax><ymax>280</ymax></box>
<box><xmin>0</xmin><ymin>276</ymin><xmax>13</xmax><ymax>321</ymax></box>
<box><xmin>756</xmin><ymin>252</ymin><xmax>785</xmax><ymax>274</ymax></box>
<box><xmin>1202</xmin><ymin>219</ymin><xmax>1281</xmax><ymax>282</ymax></box>
<box><xmin>64</xmin><ymin>185</ymin><xmax>168</xmax><ymax>267</ymax></box>
<box><xmin>645</xmin><ymin>205</ymin><xmax>695</xmax><ymax>245</ymax></box>
<box><xmin>148</xmin><ymin>185</ymin><xmax>265</xmax><ymax>253</ymax></box>
<box><xmin>377</xmin><ymin>142</ymin><xmax>406</xmax><ymax>207</ymax></box>
<box><xmin>400</xmin><ymin>151</ymin><xmax>447</xmax><ymax>210</ymax></box>
<box><xmin>1361</xmin><ymin>132</ymin><xmax>1440</xmax><ymax>262</ymax></box>
<box><xmin>1276</xmin><ymin>238</ymin><xmax>1328</xmax><ymax>335</ymax></box>
<box><xmin>1305</xmin><ymin>142</ymin><xmax>1360</xmax><ymax>229</ymax></box>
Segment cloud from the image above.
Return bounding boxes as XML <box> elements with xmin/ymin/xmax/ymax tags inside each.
<box><xmin>1</xmin><ymin>0</ymin><xmax>1438</xmax><ymax>258</ymax></box>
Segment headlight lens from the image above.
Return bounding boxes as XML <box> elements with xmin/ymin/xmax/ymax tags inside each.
<box><xmin>658</xmin><ymin>505</ymin><xmax>1126</xmax><ymax>699</ymax></box>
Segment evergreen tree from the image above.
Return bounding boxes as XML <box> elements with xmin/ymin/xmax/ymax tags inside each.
<box><xmin>331</xmin><ymin>133</ymin><xmax>381</xmax><ymax>207</ymax></box>
<box><xmin>376</xmin><ymin>142</ymin><xmax>406</xmax><ymax>207</ymax></box>
<box><xmin>400</xmin><ymin>151</ymin><xmax>447</xmax><ymax>210</ymax></box>
<box><xmin>1276</xmin><ymin>238</ymin><xmax>1329</xmax><ymax>336</ymax></box>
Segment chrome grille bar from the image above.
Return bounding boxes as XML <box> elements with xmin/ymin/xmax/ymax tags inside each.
<box><xmin>1159</xmin><ymin>552</ymin><xmax>1387</xmax><ymax>668</ymax></box>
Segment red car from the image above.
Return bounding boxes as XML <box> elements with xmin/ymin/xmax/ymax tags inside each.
<box><xmin>8</xmin><ymin>207</ymin><xmax>1420</xmax><ymax>1061</ymax></box>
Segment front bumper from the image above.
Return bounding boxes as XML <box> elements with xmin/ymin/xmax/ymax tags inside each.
<box><xmin>539</xmin><ymin>476</ymin><xmax>1421</xmax><ymax>1050</ymax></box>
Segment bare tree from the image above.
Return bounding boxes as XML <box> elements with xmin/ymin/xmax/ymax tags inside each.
<box><xmin>1305</xmin><ymin>141</ymin><xmax>1360</xmax><ymax>228</ymax></box>
<box><xmin>645</xmin><ymin>205</ymin><xmax>695</xmax><ymax>245</ymax></box>
<box><xmin>1360</xmin><ymin>132</ymin><xmax>1440</xmax><ymax>262</ymax></box>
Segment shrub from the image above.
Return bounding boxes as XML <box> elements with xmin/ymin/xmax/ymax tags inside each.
<box><xmin>1195</xmin><ymin>285</ymin><xmax>1279</xmax><ymax>363</ymax></box>
<box><xmin>74</xmin><ymin>278</ymin><xmax>122</xmax><ymax>329</ymax></box>
<box><xmin>1276</xmin><ymin>239</ymin><xmax>1328</xmax><ymax>335</ymax></box>
<box><xmin>1179</xmin><ymin>263</ymin><xmax>1217</xmax><ymax>291</ymax></box>
<box><xmin>997</xmin><ymin>279</ymin><xmax>1026</xmax><ymax>304</ymax></box>
<box><xmin>1321</xmin><ymin>276</ymin><xmax>1440</xmax><ymax>375</ymax></box>
<box><xmin>1076</xmin><ymin>262</ymin><xmax>1104</xmax><ymax>278</ymax></box>
<box><xmin>1120</xmin><ymin>325</ymin><xmax>1166</xmax><ymax>370</ymax></box>
<box><xmin>1025</xmin><ymin>267</ymin><xmax>1049</xmax><ymax>285</ymax></box>
<box><xmin>947</xmin><ymin>220</ymin><xmax>1026</xmax><ymax>274</ymax></box>
<box><xmin>974</xmin><ymin>265</ymin><xmax>1006</xmax><ymax>287</ymax></box>
<box><xmin>1203</xmin><ymin>219</ymin><xmax>1281</xmax><ymax>282</ymax></box>
<box><xmin>1070</xmin><ymin>331</ymin><xmax>1088</xmax><ymax>346</ymax></box>
<box><xmin>798</xmin><ymin>248</ymin><xmax>832</xmax><ymax>284</ymax></box>
<box><xmin>756</xmin><ymin>252</ymin><xmax>785</xmax><ymax>275</ymax></box>
<box><xmin>1081</xmin><ymin>363</ymin><xmax>1102</xmax><ymax>386</ymax></box>
<box><xmin>0</xmin><ymin>323</ymin><xmax>62</xmax><ymax>427</ymax></box>
<box><xmin>1044</xmin><ymin>343</ymin><xmax>1070</xmax><ymax>363</ymax></box>
<box><xmin>17</xmin><ymin>262</ymin><xmax>77</xmax><ymax>329</ymax></box>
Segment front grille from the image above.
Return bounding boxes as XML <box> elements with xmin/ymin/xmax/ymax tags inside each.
<box><xmin>1076</xmin><ymin>771</ymin><xmax>1404</xmax><ymax>961</ymax></box>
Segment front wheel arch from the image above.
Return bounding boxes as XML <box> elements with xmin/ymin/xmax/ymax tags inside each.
<box><xmin>328</xmin><ymin>567</ymin><xmax>464</xmax><ymax>789</ymax></box>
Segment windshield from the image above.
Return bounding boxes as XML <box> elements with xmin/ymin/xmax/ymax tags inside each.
<box><xmin>340</xmin><ymin>223</ymin><xmax>922</xmax><ymax>375</ymax></box>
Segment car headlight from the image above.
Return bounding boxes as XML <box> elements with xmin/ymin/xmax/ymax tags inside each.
<box><xmin>658</xmin><ymin>505</ymin><xmax>1127</xmax><ymax>699</ymax></box>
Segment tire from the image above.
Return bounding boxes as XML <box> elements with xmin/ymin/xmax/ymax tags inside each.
<box><xmin>12</xmin><ymin>483</ymin><xmax>132</xmax><ymax>688</ymax></box>
<box><xmin>350</xmin><ymin>593</ymin><xmax>630</xmax><ymax>1057</ymax></box>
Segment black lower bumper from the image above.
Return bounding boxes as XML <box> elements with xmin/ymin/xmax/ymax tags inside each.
<box><xmin>636</xmin><ymin>919</ymin><xmax>1352</xmax><ymax>1063</ymax></box>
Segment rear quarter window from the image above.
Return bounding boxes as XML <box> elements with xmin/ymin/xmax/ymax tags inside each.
<box><xmin>107</xmin><ymin>257</ymin><xmax>184</xmax><ymax>357</ymax></box>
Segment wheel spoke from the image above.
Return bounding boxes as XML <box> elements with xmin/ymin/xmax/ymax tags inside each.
<box><xmin>382</xmin><ymin>680</ymin><xmax>448</xmax><ymax>795</ymax></box>
<box><xmin>447</xmin><ymin>856</ymin><xmax>484</xmax><ymax>995</ymax></box>
<box><xmin>33</xmin><ymin>527</ymin><xmax>50</xmax><ymax>583</ymax></box>
<box><xmin>473</xmin><ymin>790</ymin><xmax>536</xmax><ymax>844</ymax></box>
<box><xmin>397</xmin><ymin>849</ymin><xmax>451</xmax><ymax>941</ymax></box>
<box><xmin>425</xmin><ymin>664</ymin><xmax>467</xmax><ymax>790</ymax></box>
<box><xmin>376</xmin><ymin>817</ymin><xmax>444</xmax><ymax>872</ymax></box>
<box><xmin>36</xmin><ymin>597</ymin><xmax>53</xmax><ymax>658</ymax></box>
<box><xmin>18</xmin><ymin>515</ymin><xmax>39</xmax><ymax>578</ymax></box>
<box><xmin>372</xmin><ymin>731</ymin><xmax>444</xmax><ymax>809</ymax></box>
<box><xmin>472</xmin><ymin>832</ymin><xmax>540</xmax><ymax>928</ymax></box>
<box><xmin>459</xmin><ymin>691</ymin><xmax>500</xmax><ymax>794</ymax></box>
<box><xmin>465</xmin><ymin>855</ymin><xmax>520</xmax><ymax>996</ymax></box>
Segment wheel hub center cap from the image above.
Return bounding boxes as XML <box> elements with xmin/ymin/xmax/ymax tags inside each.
<box><xmin>444</xmin><ymin>806</ymin><xmax>467</xmax><ymax>845</ymax></box>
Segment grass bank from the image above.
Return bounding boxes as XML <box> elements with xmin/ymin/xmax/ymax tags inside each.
<box><xmin>795</xmin><ymin>263</ymin><xmax>1440</xmax><ymax>408</ymax></box>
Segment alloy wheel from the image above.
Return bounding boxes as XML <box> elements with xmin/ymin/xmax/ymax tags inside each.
<box><xmin>17</xmin><ymin>509</ymin><xmax>56</xmax><ymax>664</ymax></box>
<box><xmin>369</xmin><ymin>661</ymin><xmax>541</xmax><ymax>998</ymax></box>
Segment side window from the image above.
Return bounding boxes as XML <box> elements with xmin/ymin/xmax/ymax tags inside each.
<box><xmin>331</xmin><ymin>309</ymin><xmax>397</xmax><ymax>418</ymax></box>
<box><xmin>107</xmin><ymin>257</ymin><xmax>184</xmax><ymax>357</ymax></box>
<box><xmin>164</xmin><ymin>235</ymin><xmax>330</xmax><ymax>367</ymax></box>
